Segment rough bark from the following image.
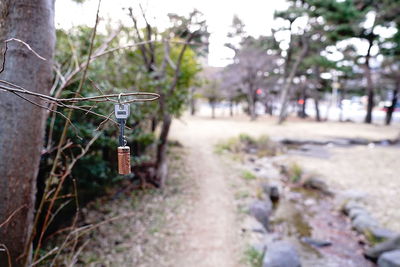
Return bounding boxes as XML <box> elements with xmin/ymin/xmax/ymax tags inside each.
<box><xmin>0</xmin><ymin>1</ymin><xmax>55</xmax><ymax>266</ymax></box>
<box><xmin>313</xmin><ymin>96</ymin><xmax>321</xmax><ymax>122</ymax></box>
<box><xmin>246</xmin><ymin>84</ymin><xmax>256</xmax><ymax>121</ymax></box>
<box><xmin>385</xmin><ymin>81</ymin><xmax>399</xmax><ymax>125</ymax></box>
<box><xmin>189</xmin><ymin>87</ymin><xmax>196</xmax><ymax>115</ymax></box>
<box><xmin>210</xmin><ymin>102</ymin><xmax>216</xmax><ymax>119</ymax></box>
<box><xmin>278</xmin><ymin>37</ymin><xmax>309</xmax><ymax>124</ymax></box>
<box><xmin>298</xmin><ymin>86</ymin><xmax>307</xmax><ymax>118</ymax></box>
<box><xmin>155</xmin><ymin>113</ymin><xmax>172</xmax><ymax>187</ymax></box>
<box><xmin>364</xmin><ymin>39</ymin><xmax>374</xmax><ymax>124</ymax></box>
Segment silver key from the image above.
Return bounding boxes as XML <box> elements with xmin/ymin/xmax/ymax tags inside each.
<box><xmin>115</xmin><ymin>104</ymin><xmax>130</xmax><ymax>119</ymax></box>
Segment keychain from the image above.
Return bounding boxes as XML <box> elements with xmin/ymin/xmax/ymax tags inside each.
<box><xmin>115</xmin><ymin>96</ymin><xmax>131</xmax><ymax>175</ymax></box>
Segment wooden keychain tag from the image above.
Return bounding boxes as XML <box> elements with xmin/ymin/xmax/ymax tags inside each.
<box><xmin>118</xmin><ymin>146</ymin><xmax>131</xmax><ymax>175</ymax></box>
<box><xmin>115</xmin><ymin>102</ymin><xmax>131</xmax><ymax>175</ymax></box>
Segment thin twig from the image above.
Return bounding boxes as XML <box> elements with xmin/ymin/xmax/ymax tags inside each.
<box><xmin>0</xmin><ymin>205</ymin><xmax>27</xmax><ymax>229</ymax></box>
<box><xmin>5</xmin><ymin>38</ymin><xmax>46</xmax><ymax>60</ymax></box>
<box><xmin>31</xmin><ymin>247</ymin><xmax>59</xmax><ymax>266</ymax></box>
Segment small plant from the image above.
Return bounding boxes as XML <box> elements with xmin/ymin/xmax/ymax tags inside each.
<box><xmin>239</xmin><ymin>133</ymin><xmax>257</xmax><ymax>145</ymax></box>
<box><xmin>242</xmin><ymin>170</ymin><xmax>256</xmax><ymax>180</ymax></box>
<box><xmin>243</xmin><ymin>246</ymin><xmax>263</xmax><ymax>267</ymax></box>
<box><xmin>214</xmin><ymin>137</ymin><xmax>240</xmax><ymax>154</ymax></box>
<box><xmin>289</xmin><ymin>163</ymin><xmax>303</xmax><ymax>183</ymax></box>
<box><xmin>234</xmin><ymin>191</ymin><xmax>250</xmax><ymax>199</ymax></box>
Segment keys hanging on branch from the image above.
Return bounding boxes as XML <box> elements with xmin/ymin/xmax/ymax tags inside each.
<box><xmin>110</xmin><ymin>91</ymin><xmax>159</xmax><ymax>175</ymax></box>
<box><xmin>115</xmin><ymin>102</ymin><xmax>131</xmax><ymax>175</ymax></box>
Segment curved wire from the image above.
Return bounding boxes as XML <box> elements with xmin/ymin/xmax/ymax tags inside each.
<box><xmin>57</xmin><ymin>91</ymin><xmax>160</xmax><ymax>104</ymax></box>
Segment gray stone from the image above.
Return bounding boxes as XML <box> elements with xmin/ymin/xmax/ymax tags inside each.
<box><xmin>352</xmin><ymin>213</ymin><xmax>379</xmax><ymax>233</ymax></box>
<box><xmin>365</xmin><ymin>235</ymin><xmax>400</xmax><ymax>260</ymax></box>
<box><xmin>369</xmin><ymin>227</ymin><xmax>397</xmax><ymax>242</ymax></box>
<box><xmin>343</xmin><ymin>200</ymin><xmax>364</xmax><ymax>215</ymax></box>
<box><xmin>263</xmin><ymin>241</ymin><xmax>301</xmax><ymax>267</ymax></box>
<box><xmin>262</xmin><ymin>183</ymin><xmax>280</xmax><ymax>202</ymax></box>
<box><xmin>349</xmin><ymin>207</ymin><xmax>369</xmax><ymax>220</ymax></box>
<box><xmin>341</xmin><ymin>190</ymin><xmax>368</xmax><ymax>202</ymax></box>
<box><xmin>303</xmin><ymin>177</ymin><xmax>333</xmax><ymax>196</ymax></box>
<box><xmin>242</xmin><ymin>216</ymin><xmax>266</xmax><ymax>234</ymax></box>
<box><xmin>301</xmin><ymin>237</ymin><xmax>332</xmax><ymax>247</ymax></box>
<box><xmin>304</xmin><ymin>198</ymin><xmax>316</xmax><ymax>206</ymax></box>
<box><xmin>249</xmin><ymin>199</ymin><xmax>273</xmax><ymax>231</ymax></box>
<box><xmin>378</xmin><ymin>250</ymin><xmax>400</xmax><ymax>267</ymax></box>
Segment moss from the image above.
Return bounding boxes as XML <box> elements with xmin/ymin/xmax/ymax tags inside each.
<box><xmin>242</xmin><ymin>170</ymin><xmax>256</xmax><ymax>180</ymax></box>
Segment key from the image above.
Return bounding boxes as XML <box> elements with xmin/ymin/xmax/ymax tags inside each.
<box><xmin>115</xmin><ymin>103</ymin><xmax>131</xmax><ymax>174</ymax></box>
<box><xmin>115</xmin><ymin>104</ymin><xmax>130</xmax><ymax>146</ymax></box>
<box><xmin>115</xmin><ymin>103</ymin><xmax>130</xmax><ymax>120</ymax></box>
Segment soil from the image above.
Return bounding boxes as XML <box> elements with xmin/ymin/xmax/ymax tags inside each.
<box><xmin>172</xmin><ymin>115</ymin><xmax>400</xmax><ymax>232</ymax></box>
<box><xmin>53</xmin><ymin>114</ymin><xmax>399</xmax><ymax>266</ymax></box>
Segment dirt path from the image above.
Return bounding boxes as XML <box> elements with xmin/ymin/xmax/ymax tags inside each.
<box><xmin>62</xmin><ymin>115</ymin><xmax>399</xmax><ymax>266</ymax></box>
<box><xmin>168</xmin><ymin>114</ymin><xmax>400</xmax><ymax>266</ymax></box>
<box><xmin>171</xmin><ymin>115</ymin><xmax>400</xmax><ymax>232</ymax></box>
<box><xmin>170</xmin><ymin>118</ymin><xmax>242</xmax><ymax>267</ymax></box>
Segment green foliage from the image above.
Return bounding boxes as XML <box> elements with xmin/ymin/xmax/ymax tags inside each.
<box><xmin>39</xmin><ymin>16</ymin><xmax>205</xmax><ymax>220</ymax></box>
<box><xmin>288</xmin><ymin>163</ymin><xmax>303</xmax><ymax>183</ymax></box>
<box><xmin>215</xmin><ymin>134</ymin><xmax>281</xmax><ymax>157</ymax></box>
<box><xmin>242</xmin><ymin>170</ymin><xmax>256</xmax><ymax>181</ymax></box>
<box><xmin>239</xmin><ymin>133</ymin><xmax>257</xmax><ymax>146</ymax></box>
<box><xmin>243</xmin><ymin>246</ymin><xmax>263</xmax><ymax>267</ymax></box>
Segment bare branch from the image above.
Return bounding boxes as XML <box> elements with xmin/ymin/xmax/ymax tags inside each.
<box><xmin>5</xmin><ymin>38</ymin><xmax>46</xmax><ymax>60</ymax></box>
<box><xmin>0</xmin><ymin>205</ymin><xmax>27</xmax><ymax>229</ymax></box>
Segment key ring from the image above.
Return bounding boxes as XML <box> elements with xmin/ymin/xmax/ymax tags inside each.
<box><xmin>118</xmin><ymin>93</ymin><xmax>123</xmax><ymax>108</ymax></box>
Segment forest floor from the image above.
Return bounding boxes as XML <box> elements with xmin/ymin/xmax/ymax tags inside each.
<box><xmin>57</xmin><ymin>114</ymin><xmax>400</xmax><ymax>266</ymax></box>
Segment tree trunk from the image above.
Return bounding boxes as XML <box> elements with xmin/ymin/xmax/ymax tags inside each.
<box><xmin>155</xmin><ymin>114</ymin><xmax>172</xmax><ymax>187</ymax></box>
<box><xmin>229</xmin><ymin>100</ymin><xmax>233</xmax><ymax>117</ymax></box>
<box><xmin>248</xmin><ymin>97</ymin><xmax>256</xmax><ymax>121</ymax></box>
<box><xmin>189</xmin><ymin>87</ymin><xmax>196</xmax><ymax>115</ymax></box>
<box><xmin>0</xmin><ymin>1</ymin><xmax>55</xmax><ymax>266</ymax></box>
<box><xmin>364</xmin><ymin>40</ymin><xmax>374</xmax><ymax>124</ymax></box>
<box><xmin>278</xmin><ymin>37</ymin><xmax>309</xmax><ymax>124</ymax></box>
<box><xmin>385</xmin><ymin>81</ymin><xmax>399</xmax><ymax>125</ymax></box>
<box><xmin>210</xmin><ymin>102</ymin><xmax>216</xmax><ymax>119</ymax></box>
<box><xmin>298</xmin><ymin>86</ymin><xmax>307</xmax><ymax>118</ymax></box>
<box><xmin>313</xmin><ymin>95</ymin><xmax>321</xmax><ymax>122</ymax></box>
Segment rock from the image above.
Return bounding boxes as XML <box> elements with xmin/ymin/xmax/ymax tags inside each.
<box><xmin>263</xmin><ymin>241</ymin><xmax>301</xmax><ymax>267</ymax></box>
<box><xmin>330</xmin><ymin>138</ymin><xmax>352</xmax><ymax>146</ymax></box>
<box><xmin>304</xmin><ymin>198</ymin><xmax>316</xmax><ymax>206</ymax></box>
<box><xmin>378</xmin><ymin>250</ymin><xmax>400</xmax><ymax>267</ymax></box>
<box><xmin>301</xmin><ymin>237</ymin><xmax>332</xmax><ymax>247</ymax></box>
<box><xmin>262</xmin><ymin>183</ymin><xmax>280</xmax><ymax>202</ymax></box>
<box><xmin>249</xmin><ymin>199</ymin><xmax>273</xmax><ymax>231</ymax></box>
<box><xmin>365</xmin><ymin>235</ymin><xmax>400</xmax><ymax>260</ymax></box>
<box><xmin>249</xmin><ymin>157</ymin><xmax>256</xmax><ymax>162</ymax></box>
<box><xmin>242</xmin><ymin>216</ymin><xmax>267</xmax><ymax>234</ymax></box>
<box><xmin>303</xmin><ymin>177</ymin><xmax>333</xmax><ymax>196</ymax></box>
<box><xmin>347</xmin><ymin>138</ymin><xmax>369</xmax><ymax>145</ymax></box>
<box><xmin>343</xmin><ymin>200</ymin><xmax>364</xmax><ymax>215</ymax></box>
<box><xmin>368</xmin><ymin>227</ymin><xmax>397</xmax><ymax>242</ymax></box>
<box><xmin>349</xmin><ymin>207</ymin><xmax>369</xmax><ymax>220</ymax></box>
<box><xmin>341</xmin><ymin>190</ymin><xmax>368</xmax><ymax>202</ymax></box>
<box><xmin>352</xmin><ymin>213</ymin><xmax>379</xmax><ymax>233</ymax></box>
